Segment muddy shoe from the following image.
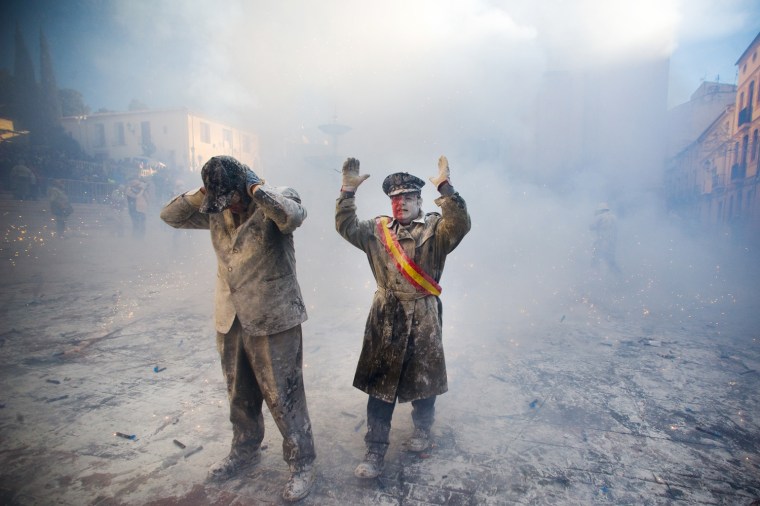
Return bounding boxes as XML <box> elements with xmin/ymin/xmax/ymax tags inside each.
<box><xmin>405</xmin><ymin>428</ymin><xmax>430</xmax><ymax>452</ymax></box>
<box><xmin>207</xmin><ymin>449</ymin><xmax>261</xmax><ymax>481</ymax></box>
<box><xmin>282</xmin><ymin>464</ymin><xmax>316</xmax><ymax>502</ymax></box>
<box><xmin>354</xmin><ymin>452</ymin><xmax>384</xmax><ymax>479</ymax></box>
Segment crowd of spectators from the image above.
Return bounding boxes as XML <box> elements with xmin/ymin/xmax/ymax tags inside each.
<box><xmin>0</xmin><ymin>143</ymin><xmax>178</xmax><ymax>205</ymax></box>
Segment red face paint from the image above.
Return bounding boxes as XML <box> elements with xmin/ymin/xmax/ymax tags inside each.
<box><xmin>391</xmin><ymin>196</ymin><xmax>404</xmax><ymax>220</ymax></box>
<box><xmin>391</xmin><ymin>193</ymin><xmax>419</xmax><ymax>224</ymax></box>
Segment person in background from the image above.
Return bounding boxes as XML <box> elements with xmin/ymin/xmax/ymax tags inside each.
<box><xmin>160</xmin><ymin>156</ymin><xmax>317</xmax><ymax>502</ymax></box>
<box><xmin>590</xmin><ymin>202</ymin><xmax>621</xmax><ymax>274</ymax></box>
<box><xmin>11</xmin><ymin>160</ymin><xmax>36</xmax><ymax>200</ymax></box>
<box><xmin>126</xmin><ymin>178</ymin><xmax>149</xmax><ymax>238</ymax></box>
<box><xmin>109</xmin><ymin>185</ymin><xmax>127</xmax><ymax>237</ymax></box>
<box><xmin>335</xmin><ymin>156</ymin><xmax>471</xmax><ymax>479</ymax></box>
<box><xmin>47</xmin><ymin>179</ymin><xmax>72</xmax><ymax>238</ymax></box>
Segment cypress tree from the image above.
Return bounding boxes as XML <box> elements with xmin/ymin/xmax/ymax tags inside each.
<box><xmin>39</xmin><ymin>28</ymin><xmax>62</xmax><ymax>136</ymax></box>
<box><xmin>12</xmin><ymin>23</ymin><xmax>39</xmax><ymax>133</ymax></box>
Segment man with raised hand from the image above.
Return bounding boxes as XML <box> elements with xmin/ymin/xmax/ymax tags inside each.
<box><xmin>335</xmin><ymin>156</ymin><xmax>471</xmax><ymax>479</ymax></box>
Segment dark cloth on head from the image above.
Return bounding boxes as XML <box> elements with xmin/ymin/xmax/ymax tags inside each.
<box><xmin>200</xmin><ymin>156</ymin><xmax>250</xmax><ymax>213</ymax></box>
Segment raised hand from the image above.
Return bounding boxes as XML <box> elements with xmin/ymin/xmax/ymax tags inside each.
<box><xmin>429</xmin><ymin>155</ymin><xmax>450</xmax><ymax>189</ymax></box>
<box><xmin>246</xmin><ymin>168</ymin><xmax>264</xmax><ymax>195</ymax></box>
<box><xmin>341</xmin><ymin>157</ymin><xmax>370</xmax><ymax>192</ymax></box>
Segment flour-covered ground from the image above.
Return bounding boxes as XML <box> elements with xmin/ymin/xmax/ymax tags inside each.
<box><xmin>0</xmin><ymin>197</ymin><xmax>758</xmax><ymax>505</ymax></box>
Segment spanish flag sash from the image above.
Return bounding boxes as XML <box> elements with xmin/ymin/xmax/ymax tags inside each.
<box><xmin>376</xmin><ymin>216</ymin><xmax>442</xmax><ymax>296</ymax></box>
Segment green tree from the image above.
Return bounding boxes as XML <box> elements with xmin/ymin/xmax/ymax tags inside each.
<box><xmin>13</xmin><ymin>24</ymin><xmax>39</xmax><ymax>133</ymax></box>
<box><xmin>39</xmin><ymin>29</ymin><xmax>62</xmax><ymax>130</ymax></box>
<box><xmin>0</xmin><ymin>68</ymin><xmax>13</xmax><ymax>118</ymax></box>
<box><xmin>59</xmin><ymin>88</ymin><xmax>90</xmax><ymax>117</ymax></box>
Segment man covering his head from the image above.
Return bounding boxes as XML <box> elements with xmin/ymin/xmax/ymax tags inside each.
<box><xmin>160</xmin><ymin>155</ymin><xmax>316</xmax><ymax>502</ymax></box>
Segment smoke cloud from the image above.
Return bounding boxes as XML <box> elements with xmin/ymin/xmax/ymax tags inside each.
<box><xmin>2</xmin><ymin>0</ymin><xmax>758</xmax><ymax>338</ymax></box>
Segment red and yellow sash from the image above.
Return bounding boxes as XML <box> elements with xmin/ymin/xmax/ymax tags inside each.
<box><xmin>376</xmin><ymin>216</ymin><xmax>442</xmax><ymax>296</ymax></box>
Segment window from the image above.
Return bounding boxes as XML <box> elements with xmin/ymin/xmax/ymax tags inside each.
<box><xmin>114</xmin><ymin>122</ymin><xmax>125</xmax><ymax>145</ymax></box>
<box><xmin>223</xmin><ymin>129</ymin><xmax>233</xmax><ymax>150</ymax></box>
<box><xmin>94</xmin><ymin>123</ymin><xmax>106</xmax><ymax>147</ymax></box>
<box><xmin>141</xmin><ymin>121</ymin><xmax>151</xmax><ymax>145</ymax></box>
<box><xmin>200</xmin><ymin>122</ymin><xmax>211</xmax><ymax>143</ymax></box>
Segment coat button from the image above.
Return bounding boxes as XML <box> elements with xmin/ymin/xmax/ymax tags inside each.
<box><xmin>232</xmin><ymin>248</ymin><xmax>239</xmax><ymax>253</ymax></box>
<box><xmin>228</xmin><ymin>266</ymin><xmax>233</xmax><ymax>272</ymax></box>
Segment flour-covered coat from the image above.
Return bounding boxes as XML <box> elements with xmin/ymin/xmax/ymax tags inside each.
<box><xmin>160</xmin><ymin>185</ymin><xmax>308</xmax><ymax>336</ymax></box>
<box><xmin>336</xmin><ymin>192</ymin><xmax>470</xmax><ymax>403</ymax></box>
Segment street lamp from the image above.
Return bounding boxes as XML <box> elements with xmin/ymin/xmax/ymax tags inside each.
<box><xmin>318</xmin><ymin>118</ymin><xmax>351</xmax><ymax>158</ymax></box>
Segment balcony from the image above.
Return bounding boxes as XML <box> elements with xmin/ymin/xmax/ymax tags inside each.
<box><xmin>731</xmin><ymin>163</ymin><xmax>746</xmax><ymax>180</ymax></box>
<box><xmin>712</xmin><ymin>174</ymin><xmax>725</xmax><ymax>191</ymax></box>
<box><xmin>737</xmin><ymin>106</ymin><xmax>752</xmax><ymax>127</ymax></box>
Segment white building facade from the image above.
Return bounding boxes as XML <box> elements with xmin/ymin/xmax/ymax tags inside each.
<box><xmin>61</xmin><ymin>108</ymin><xmax>260</xmax><ymax>173</ymax></box>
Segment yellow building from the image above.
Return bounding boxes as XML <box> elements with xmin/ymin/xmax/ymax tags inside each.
<box><xmin>666</xmin><ymin>32</ymin><xmax>760</xmax><ymax>241</ymax></box>
<box><xmin>60</xmin><ymin>108</ymin><xmax>260</xmax><ymax>173</ymax></box>
<box><xmin>666</xmin><ymin>106</ymin><xmax>735</xmax><ymax>226</ymax></box>
<box><xmin>731</xmin><ymin>32</ymin><xmax>760</xmax><ymax>238</ymax></box>
<box><xmin>666</xmin><ymin>81</ymin><xmax>736</xmax><ymax>159</ymax></box>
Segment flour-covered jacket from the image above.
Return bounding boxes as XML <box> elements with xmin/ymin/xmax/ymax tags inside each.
<box><xmin>335</xmin><ymin>192</ymin><xmax>470</xmax><ymax>403</ymax></box>
<box><xmin>161</xmin><ymin>185</ymin><xmax>308</xmax><ymax>336</ymax></box>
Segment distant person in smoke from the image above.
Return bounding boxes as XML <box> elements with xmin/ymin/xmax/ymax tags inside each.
<box><xmin>47</xmin><ymin>179</ymin><xmax>72</xmax><ymax>238</ymax></box>
<box><xmin>10</xmin><ymin>160</ymin><xmax>37</xmax><ymax>200</ymax></box>
<box><xmin>335</xmin><ymin>156</ymin><xmax>471</xmax><ymax>479</ymax></box>
<box><xmin>108</xmin><ymin>185</ymin><xmax>127</xmax><ymax>237</ymax></box>
<box><xmin>126</xmin><ymin>177</ymin><xmax>149</xmax><ymax>239</ymax></box>
<box><xmin>590</xmin><ymin>202</ymin><xmax>620</xmax><ymax>274</ymax></box>
<box><xmin>160</xmin><ymin>156</ymin><xmax>316</xmax><ymax>502</ymax></box>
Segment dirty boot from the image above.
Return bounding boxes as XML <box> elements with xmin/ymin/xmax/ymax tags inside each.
<box><xmin>405</xmin><ymin>428</ymin><xmax>430</xmax><ymax>452</ymax></box>
<box><xmin>207</xmin><ymin>447</ymin><xmax>261</xmax><ymax>481</ymax></box>
<box><xmin>354</xmin><ymin>452</ymin><xmax>384</xmax><ymax>479</ymax></box>
<box><xmin>282</xmin><ymin>463</ymin><xmax>316</xmax><ymax>502</ymax></box>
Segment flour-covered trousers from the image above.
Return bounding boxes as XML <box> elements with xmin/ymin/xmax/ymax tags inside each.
<box><xmin>216</xmin><ymin>318</ymin><xmax>316</xmax><ymax>471</ymax></box>
<box><xmin>365</xmin><ymin>395</ymin><xmax>436</xmax><ymax>456</ymax></box>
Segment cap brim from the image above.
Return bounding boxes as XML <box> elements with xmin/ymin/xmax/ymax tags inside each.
<box><xmin>387</xmin><ymin>187</ymin><xmax>421</xmax><ymax>197</ymax></box>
